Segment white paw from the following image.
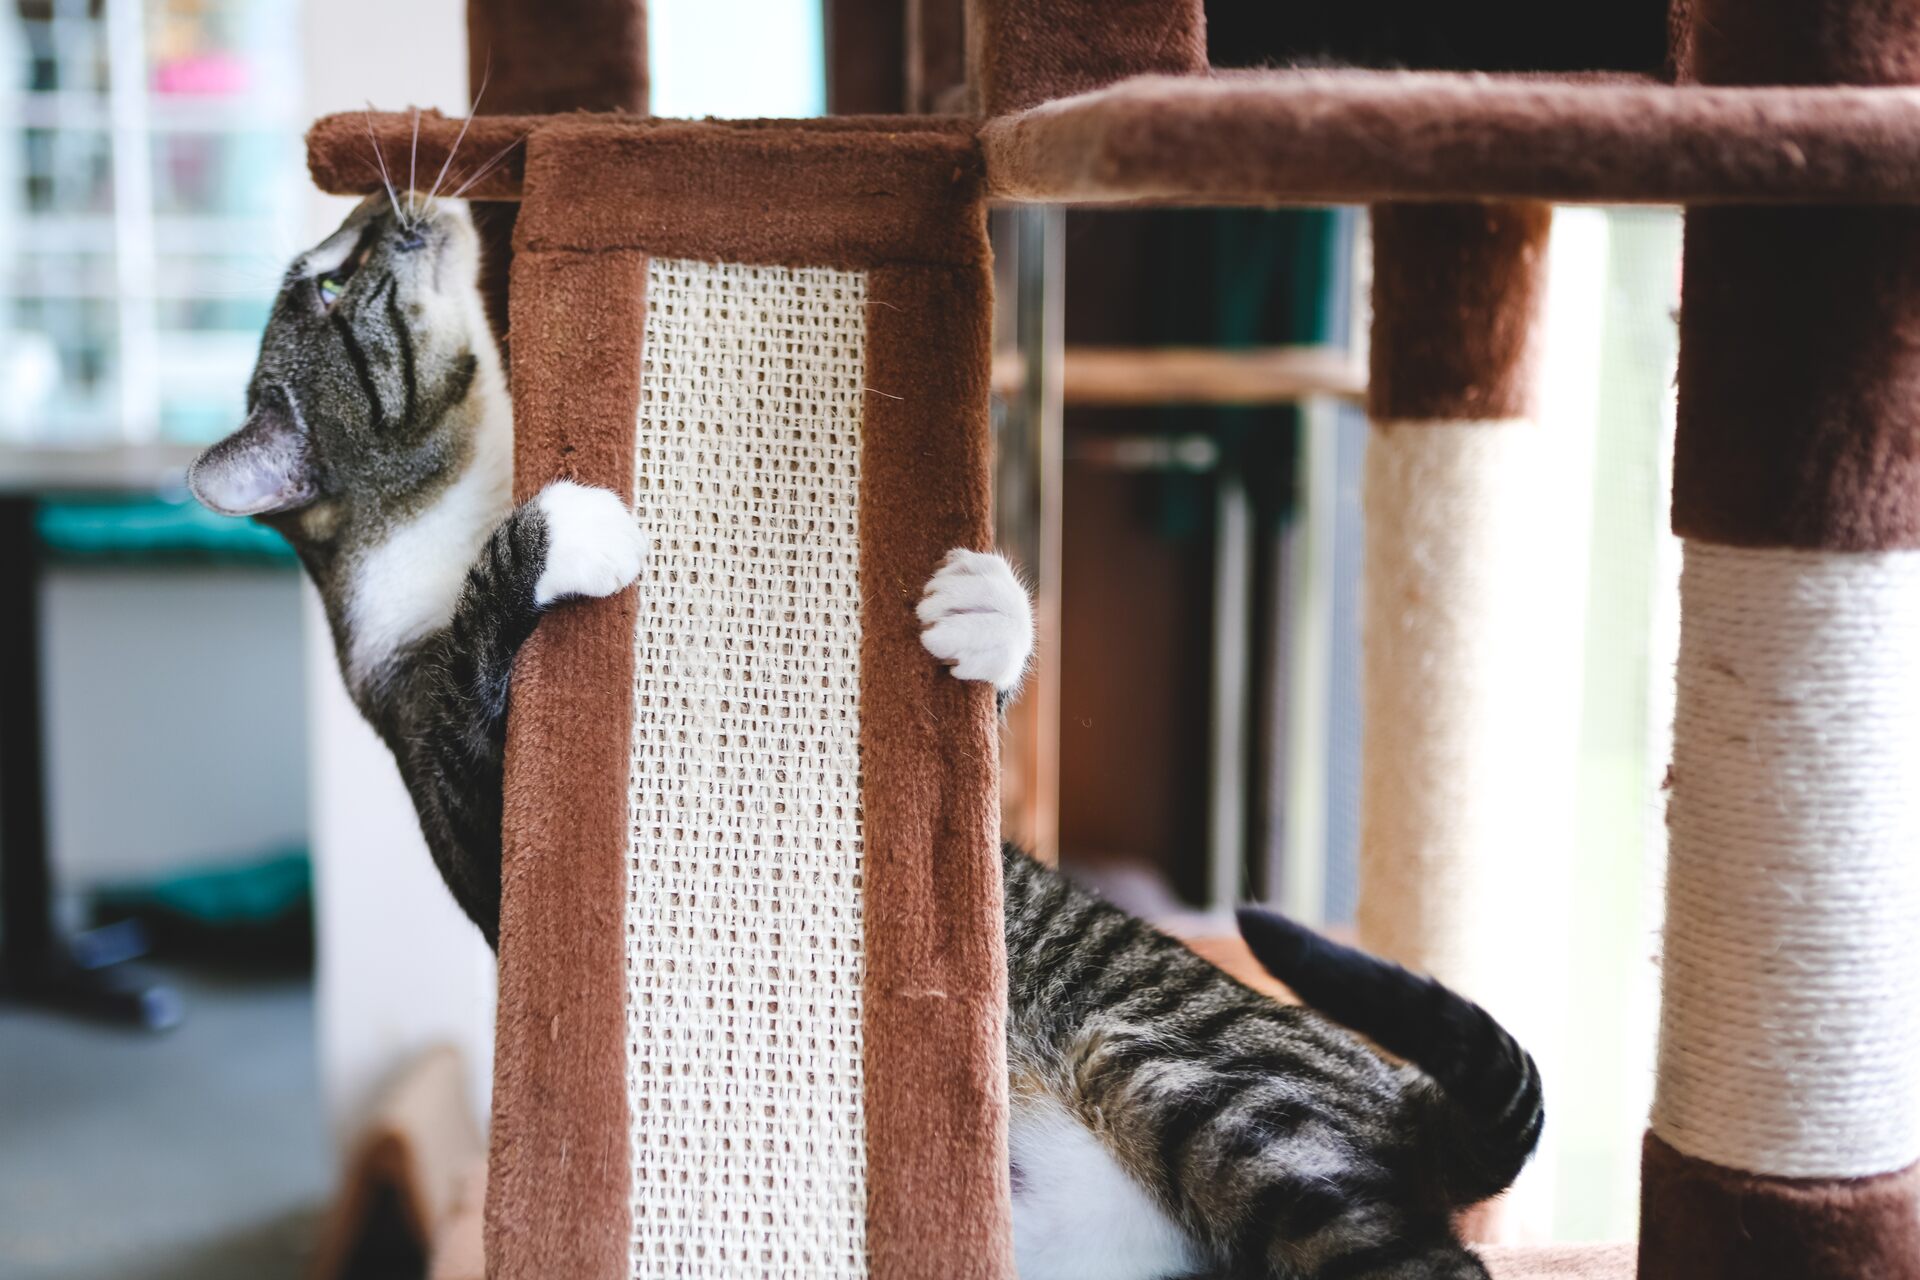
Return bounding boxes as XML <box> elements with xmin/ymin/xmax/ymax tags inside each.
<box><xmin>917</xmin><ymin>548</ymin><xmax>1033</xmax><ymax>694</ymax></box>
<box><xmin>533</xmin><ymin>480</ymin><xmax>644</xmax><ymax>607</ymax></box>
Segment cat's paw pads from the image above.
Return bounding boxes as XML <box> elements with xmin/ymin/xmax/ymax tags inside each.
<box><xmin>917</xmin><ymin>549</ymin><xmax>1033</xmax><ymax>693</ymax></box>
<box><xmin>533</xmin><ymin>481</ymin><xmax>644</xmax><ymax>607</ymax></box>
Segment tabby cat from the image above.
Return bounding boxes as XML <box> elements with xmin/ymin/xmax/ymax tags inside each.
<box><xmin>191</xmin><ymin>193</ymin><xmax>1540</xmax><ymax>1280</ymax></box>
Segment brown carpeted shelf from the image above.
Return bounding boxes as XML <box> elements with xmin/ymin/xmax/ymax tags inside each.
<box><xmin>981</xmin><ymin>69</ymin><xmax>1920</xmax><ymax>207</ymax></box>
<box><xmin>317</xmin><ymin>77</ymin><xmax>1920</xmax><ymax>214</ymax></box>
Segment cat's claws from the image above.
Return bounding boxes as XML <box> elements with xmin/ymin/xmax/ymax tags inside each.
<box><xmin>532</xmin><ymin>480</ymin><xmax>645</xmax><ymax>607</ymax></box>
<box><xmin>918</xmin><ymin>549</ymin><xmax>1033</xmax><ymax>695</ymax></box>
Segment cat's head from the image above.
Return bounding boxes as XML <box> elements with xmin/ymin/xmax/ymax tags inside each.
<box><xmin>189</xmin><ymin>192</ymin><xmax>504</xmax><ymax>545</ymax></box>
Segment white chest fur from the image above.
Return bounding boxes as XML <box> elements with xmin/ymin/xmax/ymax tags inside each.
<box><xmin>1009</xmin><ymin>1094</ymin><xmax>1205</xmax><ymax>1280</ymax></box>
<box><xmin>343</xmin><ymin>411</ymin><xmax>512</xmax><ymax>695</ymax></box>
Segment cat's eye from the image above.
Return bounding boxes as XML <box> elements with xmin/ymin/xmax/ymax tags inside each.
<box><xmin>318</xmin><ymin>274</ymin><xmax>346</xmax><ymax>307</ymax></box>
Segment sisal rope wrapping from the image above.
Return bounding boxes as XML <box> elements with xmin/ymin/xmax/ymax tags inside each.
<box><xmin>1654</xmin><ymin>540</ymin><xmax>1920</xmax><ymax>1180</ymax></box>
<box><xmin>624</xmin><ymin>260</ymin><xmax>870</xmax><ymax>1277</ymax></box>
<box><xmin>1357</xmin><ymin>418</ymin><xmax>1582</xmax><ymax>1008</ymax></box>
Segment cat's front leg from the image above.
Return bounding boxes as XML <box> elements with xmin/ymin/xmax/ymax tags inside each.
<box><xmin>918</xmin><ymin>548</ymin><xmax>1034</xmax><ymax>710</ymax></box>
<box><xmin>407</xmin><ymin>480</ymin><xmax>644</xmax><ymax>946</ymax></box>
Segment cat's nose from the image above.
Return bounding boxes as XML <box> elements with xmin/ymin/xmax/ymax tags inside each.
<box><xmin>395</xmin><ymin>229</ymin><xmax>427</xmax><ymax>252</ymax></box>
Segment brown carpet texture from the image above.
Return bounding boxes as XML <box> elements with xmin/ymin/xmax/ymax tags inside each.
<box><xmin>968</xmin><ymin>0</ymin><xmax>1206</xmax><ymax>116</ymax></box>
<box><xmin>465</xmin><ymin>0</ymin><xmax>648</xmax><ymax>346</ymax></box>
<box><xmin>1639</xmin><ymin>1136</ymin><xmax>1920</xmax><ymax>1280</ymax></box>
<box><xmin>1367</xmin><ymin>201</ymin><xmax>1551</xmax><ymax>423</ymax></box>
<box><xmin>980</xmin><ymin>70</ymin><xmax>1920</xmax><ymax>207</ymax></box>
<box><xmin>489</xmin><ymin>242</ymin><xmax>648</xmax><ymax>1280</ymax></box>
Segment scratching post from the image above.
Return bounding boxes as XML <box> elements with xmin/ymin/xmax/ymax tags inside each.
<box><xmin>1356</xmin><ymin>203</ymin><xmax>1562</xmax><ymax>1040</ymax></box>
<box><xmin>310</xmin><ymin>0</ymin><xmax>1920</xmax><ymax>1268</ymax></box>
<box><xmin>1639</xmin><ymin>2</ymin><xmax>1920</xmax><ymax>1275</ymax></box>
<box><xmin>483</xmin><ymin>120</ymin><xmax>1010</xmax><ymax>1280</ymax></box>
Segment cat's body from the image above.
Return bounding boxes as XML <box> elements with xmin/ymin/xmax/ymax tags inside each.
<box><xmin>192</xmin><ymin>194</ymin><xmax>1540</xmax><ymax>1279</ymax></box>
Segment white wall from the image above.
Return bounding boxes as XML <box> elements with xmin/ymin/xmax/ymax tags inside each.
<box><xmin>298</xmin><ymin>0</ymin><xmax>496</xmax><ymax>1144</ymax></box>
<box><xmin>41</xmin><ymin>566</ymin><xmax>307</xmax><ymax>888</ymax></box>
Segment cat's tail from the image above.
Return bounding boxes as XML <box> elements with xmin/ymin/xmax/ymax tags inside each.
<box><xmin>1234</xmin><ymin>905</ymin><xmax>1543</xmax><ymax>1207</ymax></box>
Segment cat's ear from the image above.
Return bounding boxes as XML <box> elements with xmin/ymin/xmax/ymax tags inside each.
<box><xmin>188</xmin><ymin>399</ymin><xmax>318</xmax><ymax>516</ymax></box>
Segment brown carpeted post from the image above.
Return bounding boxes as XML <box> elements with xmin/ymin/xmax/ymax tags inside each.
<box><xmin>1641</xmin><ymin>2</ymin><xmax>1920</xmax><ymax>1275</ymax></box>
<box><xmin>1358</xmin><ymin>201</ymin><xmax>1569</xmax><ymax>1237</ymax></box>
<box><xmin>826</xmin><ymin>0</ymin><xmax>906</xmax><ymax>113</ymax></box>
<box><xmin>965</xmin><ymin>0</ymin><xmax>1206</xmax><ymax>115</ymax></box>
<box><xmin>463</xmin><ymin>0</ymin><xmax>647</xmax><ymax>347</ymax></box>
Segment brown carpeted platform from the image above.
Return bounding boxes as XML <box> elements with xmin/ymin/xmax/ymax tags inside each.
<box><xmin>425</xmin><ymin>1186</ymin><xmax>1633</xmax><ymax>1280</ymax></box>
<box><xmin>982</xmin><ymin>69</ymin><xmax>1920</xmax><ymax>206</ymax></box>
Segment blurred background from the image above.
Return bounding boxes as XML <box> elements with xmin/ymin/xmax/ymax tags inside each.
<box><xmin>0</xmin><ymin>0</ymin><xmax>1676</xmax><ymax>1276</ymax></box>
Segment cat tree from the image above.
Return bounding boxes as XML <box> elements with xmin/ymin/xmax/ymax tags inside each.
<box><xmin>309</xmin><ymin>0</ymin><xmax>1920</xmax><ymax>1275</ymax></box>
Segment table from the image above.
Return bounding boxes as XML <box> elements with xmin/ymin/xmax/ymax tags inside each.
<box><xmin>0</xmin><ymin>443</ymin><xmax>201</xmax><ymax>1028</ymax></box>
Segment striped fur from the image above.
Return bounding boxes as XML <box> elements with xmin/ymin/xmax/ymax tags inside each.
<box><xmin>194</xmin><ymin>195</ymin><xmax>1542</xmax><ymax>1276</ymax></box>
<box><xmin>1004</xmin><ymin>853</ymin><xmax>1540</xmax><ymax>1278</ymax></box>
<box><xmin>189</xmin><ymin>194</ymin><xmax>643</xmax><ymax>949</ymax></box>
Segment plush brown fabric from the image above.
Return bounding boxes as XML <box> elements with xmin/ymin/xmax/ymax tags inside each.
<box><xmin>1685</xmin><ymin>0</ymin><xmax>1920</xmax><ymax>86</ymax></box>
<box><xmin>1671</xmin><ymin>205</ymin><xmax>1920</xmax><ymax>550</ymax></box>
<box><xmin>826</xmin><ymin>0</ymin><xmax>907</xmax><ymax>113</ymax></box>
<box><xmin>1367</xmin><ymin>202</ymin><xmax>1551</xmax><ymax>422</ymax></box>
<box><xmin>1639</xmin><ymin>1134</ymin><xmax>1920</xmax><ymax>1279</ymax></box>
<box><xmin>908</xmin><ymin>0</ymin><xmax>968</xmax><ymax>113</ymax></box>
<box><xmin>306</xmin><ymin>110</ymin><xmax>536</xmax><ymax>203</ymax></box>
<box><xmin>308</xmin><ymin>111</ymin><xmax>977</xmax><ymax>202</ymax></box>
<box><xmin>968</xmin><ymin>0</ymin><xmax>1208</xmax><ymax>116</ymax></box>
<box><xmin>516</xmin><ymin>118</ymin><xmax>983</xmax><ymax>267</ymax></box>
<box><xmin>1478</xmin><ymin>1243</ymin><xmax>1636</xmax><ymax>1280</ymax></box>
<box><xmin>465</xmin><ymin>0</ymin><xmax>647</xmax><ymax>348</ymax></box>
<box><xmin>466</xmin><ymin>0</ymin><xmax>647</xmax><ymax>115</ymax></box>
<box><xmin>481</xmin><ymin>118</ymin><xmax>1011</xmax><ymax>1279</ymax></box>
<box><xmin>980</xmin><ymin>69</ymin><xmax>1920</xmax><ymax>206</ymax></box>
<box><xmin>485</xmin><ymin>244</ymin><xmax>647</xmax><ymax>1280</ymax></box>
<box><xmin>1670</xmin><ymin>0</ymin><xmax>1920</xmax><ymax>550</ymax></box>
<box><xmin>861</xmin><ymin>261</ymin><xmax>1013</xmax><ymax>1280</ymax></box>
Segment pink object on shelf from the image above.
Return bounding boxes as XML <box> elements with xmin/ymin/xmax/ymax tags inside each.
<box><xmin>152</xmin><ymin>54</ymin><xmax>249</xmax><ymax>96</ymax></box>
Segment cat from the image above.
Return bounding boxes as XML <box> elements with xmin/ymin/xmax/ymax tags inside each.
<box><xmin>190</xmin><ymin>192</ymin><xmax>1539</xmax><ymax>1280</ymax></box>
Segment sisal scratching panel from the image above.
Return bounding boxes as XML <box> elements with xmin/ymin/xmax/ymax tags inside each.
<box><xmin>625</xmin><ymin>259</ymin><xmax>871</xmax><ymax>1277</ymax></box>
<box><xmin>489</xmin><ymin>118</ymin><xmax>1007</xmax><ymax>1280</ymax></box>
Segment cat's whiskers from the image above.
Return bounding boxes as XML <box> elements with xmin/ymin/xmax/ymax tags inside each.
<box><xmin>423</xmin><ymin>52</ymin><xmax>492</xmax><ymax>219</ymax></box>
<box><xmin>445</xmin><ymin>134</ymin><xmax>527</xmax><ymax>203</ymax></box>
<box><xmin>363</xmin><ymin>104</ymin><xmax>408</xmax><ymax>229</ymax></box>
<box><xmin>408</xmin><ymin>107</ymin><xmax>421</xmax><ymax>221</ymax></box>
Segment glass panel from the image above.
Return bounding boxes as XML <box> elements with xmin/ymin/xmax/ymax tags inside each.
<box><xmin>1</xmin><ymin>295</ymin><xmax>120</xmax><ymax>443</ymax></box>
<box><xmin>0</xmin><ymin>0</ymin><xmax>301</xmax><ymax>445</ymax></box>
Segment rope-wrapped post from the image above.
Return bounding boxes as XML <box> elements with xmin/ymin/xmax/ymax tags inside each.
<box><xmin>1357</xmin><ymin>202</ymin><xmax>1568</xmax><ymax>1231</ymax></box>
<box><xmin>1643</xmin><ymin>2</ymin><xmax>1920</xmax><ymax>1274</ymax></box>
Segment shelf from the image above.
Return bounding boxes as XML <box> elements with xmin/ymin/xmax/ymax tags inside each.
<box><xmin>981</xmin><ymin>70</ymin><xmax>1920</xmax><ymax>207</ymax></box>
<box><xmin>7</xmin><ymin>89</ymin><xmax>301</xmax><ymax>133</ymax></box>
<box><xmin>1478</xmin><ymin>1243</ymin><xmax>1635</xmax><ymax>1279</ymax></box>
<box><xmin>992</xmin><ymin>344</ymin><xmax>1363</xmax><ymax>407</ymax></box>
<box><xmin>0</xmin><ymin>443</ymin><xmax>199</xmax><ymax>497</ymax></box>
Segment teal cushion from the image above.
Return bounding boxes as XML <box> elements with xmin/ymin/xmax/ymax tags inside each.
<box><xmin>36</xmin><ymin>496</ymin><xmax>295</xmax><ymax>565</ymax></box>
